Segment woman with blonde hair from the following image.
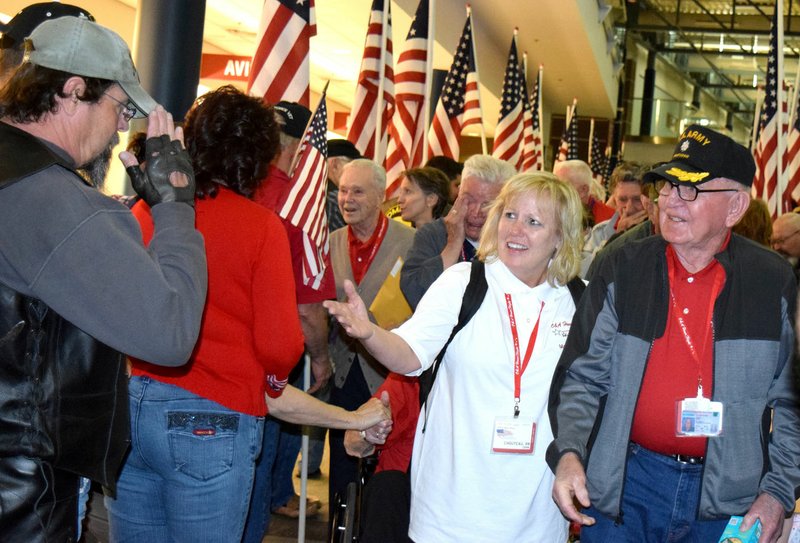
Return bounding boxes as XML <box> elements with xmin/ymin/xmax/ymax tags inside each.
<box><xmin>325</xmin><ymin>172</ymin><xmax>585</xmax><ymax>541</ymax></box>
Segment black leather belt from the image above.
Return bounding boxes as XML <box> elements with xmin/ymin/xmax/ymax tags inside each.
<box><xmin>671</xmin><ymin>453</ymin><xmax>704</xmax><ymax>465</ymax></box>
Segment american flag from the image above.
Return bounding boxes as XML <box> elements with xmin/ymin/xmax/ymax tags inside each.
<box><xmin>427</xmin><ymin>12</ymin><xmax>482</xmax><ymax>159</ymax></box>
<box><xmin>492</xmin><ymin>34</ymin><xmax>525</xmax><ymax>169</ymax></box>
<box><xmin>247</xmin><ymin>0</ymin><xmax>316</xmax><ymax>108</ymax></box>
<box><xmin>753</xmin><ymin>3</ymin><xmax>783</xmax><ymax>217</ymax></box>
<box><xmin>555</xmin><ymin>101</ymin><xmax>579</xmax><ymax>164</ymax></box>
<box><xmin>347</xmin><ymin>0</ymin><xmax>395</xmax><ymax>162</ymax></box>
<box><xmin>384</xmin><ymin>0</ymin><xmax>429</xmax><ymax>199</ymax></box>
<box><xmin>785</xmin><ymin>85</ymin><xmax>800</xmax><ymax>207</ymax></box>
<box><xmin>525</xmin><ymin>66</ymin><xmax>544</xmax><ymax>171</ymax></box>
<box><xmin>518</xmin><ymin>57</ymin><xmax>538</xmax><ymax>172</ymax></box>
<box><xmin>589</xmin><ymin>120</ymin><xmax>607</xmax><ymax>185</ymax></box>
<box><xmin>279</xmin><ymin>89</ymin><xmax>329</xmax><ymax>289</ymax></box>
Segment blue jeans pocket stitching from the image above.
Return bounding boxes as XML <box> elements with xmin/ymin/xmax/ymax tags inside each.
<box><xmin>167</xmin><ymin>411</ymin><xmax>239</xmax><ymax>481</ymax></box>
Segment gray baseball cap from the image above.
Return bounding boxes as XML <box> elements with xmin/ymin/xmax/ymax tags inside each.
<box><xmin>25</xmin><ymin>16</ymin><xmax>156</xmax><ymax>118</ymax></box>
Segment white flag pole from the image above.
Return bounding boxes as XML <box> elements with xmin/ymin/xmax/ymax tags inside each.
<box><xmin>466</xmin><ymin>5</ymin><xmax>488</xmax><ymax>155</ymax></box>
<box><xmin>422</xmin><ymin>0</ymin><xmax>435</xmax><ymax>163</ymax></box>
<box><xmin>375</xmin><ymin>0</ymin><xmax>390</xmax><ymax>163</ymax></box>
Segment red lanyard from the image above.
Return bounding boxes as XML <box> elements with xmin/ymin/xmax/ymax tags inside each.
<box><xmin>504</xmin><ymin>294</ymin><xmax>545</xmax><ymax>417</ymax></box>
<box><xmin>347</xmin><ymin>214</ymin><xmax>388</xmax><ymax>283</ymax></box>
<box><xmin>667</xmin><ymin>260</ymin><xmax>724</xmax><ymax>396</ymax></box>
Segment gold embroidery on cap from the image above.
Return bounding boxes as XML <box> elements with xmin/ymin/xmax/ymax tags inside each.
<box><xmin>664</xmin><ymin>167</ymin><xmax>710</xmax><ymax>183</ymax></box>
<box><xmin>679</xmin><ymin>129</ymin><xmax>712</xmax><ymax>146</ymax></box>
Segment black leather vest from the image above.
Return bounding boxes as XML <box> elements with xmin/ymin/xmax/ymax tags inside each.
<box><xmin>0</xmin><ymin>122</ymin><xmax>129</xmax><ymax>489</ymax></box>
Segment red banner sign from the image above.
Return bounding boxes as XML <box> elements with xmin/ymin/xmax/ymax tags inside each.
<box><xmin>200</xmin><ymin>54</ymin><xmax>252</xmax><ymax>82</ymax></box>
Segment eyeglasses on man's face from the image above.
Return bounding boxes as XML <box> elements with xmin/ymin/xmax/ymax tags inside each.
<box><xmin>655</xmin><ymin>179</ymin><xmax>739</xmax><ymax>202</ymax></box>
<box><xmin>104</xmin><ymin>92</ymin><xmax>136</xmax><ymax>123</ymax></box>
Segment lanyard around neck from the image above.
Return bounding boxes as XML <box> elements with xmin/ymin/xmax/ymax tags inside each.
<box><xmin>504</xmin><ymin>293</ymin><xmax>545</xmax><ymax>417</ymax></box>
<box><xmin>667</xmin><ymin>261</ymin><xmax>724</xmax><ymax>396</ymax></box>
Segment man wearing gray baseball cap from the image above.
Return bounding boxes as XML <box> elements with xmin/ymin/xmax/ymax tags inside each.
<box><xmin>0</xmin><ymin>16</ymin><xmax>207</xmax><ymax>541</ymax></box>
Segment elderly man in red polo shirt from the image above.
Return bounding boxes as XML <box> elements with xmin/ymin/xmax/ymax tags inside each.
<box><xmin>549</xmin><ymin>125</ymin><xmax>800</xmax><ymax>543</ymax></box>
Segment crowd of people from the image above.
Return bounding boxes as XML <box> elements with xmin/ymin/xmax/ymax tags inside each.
<box><xmin>1</xmin><ymin>4</ymin><xmax>800</xmax><ymax>543</ymax></box>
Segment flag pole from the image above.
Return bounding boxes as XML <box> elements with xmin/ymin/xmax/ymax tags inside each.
<box><xmin>537</xmin><ymin>65</ymin><xmax>543</xmax><ymax>163</ymax></box>
<box><xmin>790</xmin><ymin>67</ymin><xmax>800</xmax><ymax>132</ymax></box>
<box><xmin>751</xmin><ymin>86</ymin><xmax>763</xmax><ymax>153</ymax></box>
<box><xmin>523</xmin><ymin>51</ymin><xmax>528</xmax><ymax>84</ymax></box>
<box><xmin>297</xmin><ymin>78</ymin><xmax>328</xmax><ymax>543</ymax></box>
<box><xmin>466</xmin><ymin>5</ymin><xmax>488</xmax><ymax>155</ymax></box>
<box><xmin>777</xmin><ymin>0</ymin><xmax>786</xmax><ymax>215</ymax></box>
<box><xmin>422</xmin><ymin>0</ymin><xmax>435</xmax><ymax>163</ymax></box>
<box><xmin>589</xmin><ymin>118</ymin><xmax>596</xmax><ymax>162</ymax></box>
<box><xmin>375</xmin><ymin>0</ymin><xmax>389</xmax><ymax>163</ymax></box>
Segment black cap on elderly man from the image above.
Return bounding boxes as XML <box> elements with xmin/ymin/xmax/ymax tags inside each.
<box><xmin>327</xmin><ymin>139</ymin><xmax>361</xmax><ymax>160</ymax></box>
<box><xmin>274</xmin><ymin>101</ymin><xmax>312</xmax><ymax>139</ymax></box>
<box><xmin>643</xmin><ymin>124</ymin><xmax>755</xmax><ymax>188</ymax></box>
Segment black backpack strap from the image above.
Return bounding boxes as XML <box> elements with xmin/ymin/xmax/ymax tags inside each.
<box><xmin>566</xmin><ymin>276</ymin><xmax>586</xmax><ymax>306</ymax></box>
<box><xmin>418</xmin><ymin>260</ymin><xmax>488</xmax><ymax>432</ymax></box>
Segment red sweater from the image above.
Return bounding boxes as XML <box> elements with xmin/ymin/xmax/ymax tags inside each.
<box><xmin>131</xmin><ymin>188</ymin><xmax>304</xmax><ymax>416</ymax></box>
<box><xmin>374</xmin><ymin>373</ymin><xmax>419</xmax><ymax>473</ymax></box>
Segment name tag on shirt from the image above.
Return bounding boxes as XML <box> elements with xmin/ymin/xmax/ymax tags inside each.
<box><xmin>676</xmin><ymin>396</ymin><xmax>724</xmax><ymax>437</ymax></box>
<box><xmin>491</xmin><ymin>416</ymin><xmax>535</xmax><ymax>454</ymax></box>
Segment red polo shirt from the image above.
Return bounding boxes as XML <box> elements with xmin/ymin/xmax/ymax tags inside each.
<box><xmin>348</xmin><ymin>214</ymin><xmax>389</xmax><ymax>284</ymax></box>
<box><xmin>630</xmin><ymin>241</ymin><xmax>727</xmax><ymax>457</ymax></box>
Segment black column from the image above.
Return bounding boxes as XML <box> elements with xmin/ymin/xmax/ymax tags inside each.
<box><xmin>133</xmin><ymin>0</ymin><xmax>206</xmax><ymax>122</ymax></box>
<box><xmin>639</xmin><ymin>49</ymin><xmax>656</xmax><ymax>136</ymax></box>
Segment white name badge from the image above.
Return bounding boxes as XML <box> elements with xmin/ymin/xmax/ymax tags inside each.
<box><xmin>491</xmin><ymin>416</ymin><xmax>536</xmax><ymax>454</ymax></box>
<box><xmin>676</xmin><ymin>396</ymin><xmax>724</xmax><ymax>437</ymax></box>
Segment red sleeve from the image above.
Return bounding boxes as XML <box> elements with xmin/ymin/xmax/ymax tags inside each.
<box><xmin>281</xmin><ymin>219</ymin><xmax>336</xmax><ymax>304</ymax></box>
<box><xmin>374</xmin><ymin>373</ymin><xmax>420</xmax><ymax>472</ymax></box>
<box><xmin>591</xmin><ymin>200</ymin><xmax>616</xmax><ymax>224</ymax></box>
<box><xmin>256</xmin><ymin>212</ymin><xmax>305</xmax><ymax>398</ymax></box>
<box><xmin>131</xmin><ymin>200</ymin><xmax>154</xmax><ymax>244</ymax></box>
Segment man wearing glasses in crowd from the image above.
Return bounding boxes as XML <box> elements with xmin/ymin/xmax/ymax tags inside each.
<box><xmin>549</xmin><ymin>125</ymin><xmax>800</xmax><ymax>542</ymax></box>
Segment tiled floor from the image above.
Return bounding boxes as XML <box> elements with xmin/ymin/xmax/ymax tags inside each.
<box><xmin>263</xmin><ymin>449</ymin><xmax>331</xmax><ymax>543</ymax></box>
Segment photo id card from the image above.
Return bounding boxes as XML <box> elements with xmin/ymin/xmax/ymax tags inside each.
<box><xmin>491</xmin><ymin>416</ymin><xmax>535</xmax><ymax>454</ymax></box>
<box><xmin>676</xmin><ymin>396</ymin><xmax>724</xmax><ymax>437</ymax></box>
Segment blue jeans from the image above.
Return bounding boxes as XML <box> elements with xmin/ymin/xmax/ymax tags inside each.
<box><xmin>106</xmin><ymin>376</ymin><xmax>263</xmax><ymax>543</ymax></box>
<box><xmin>581</xmin><ymin>443</ymin><xmax>729</xmax><ymax>543</ymax></box>
<box><xmin>77</xmin><ymin>476</ymin><xmax>91</xmax><ymax>539</ymax></box>
<box><xmin>242</xmin><ymin>415</ymin><xmax>280</xmax><ymax>543</ymax></box>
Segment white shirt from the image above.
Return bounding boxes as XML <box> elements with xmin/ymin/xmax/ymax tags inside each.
<box><xmin>393</xmin><ymin>259</ymin><xmax>573</xmax><ymax>542</ymax></box>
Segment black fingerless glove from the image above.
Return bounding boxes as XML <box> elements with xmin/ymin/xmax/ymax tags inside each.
<box><xmin>127</xmin><ymin>135</ymin><xmax>196</xmax><ymax>207</ymax></box>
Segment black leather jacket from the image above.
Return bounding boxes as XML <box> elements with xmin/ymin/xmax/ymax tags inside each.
<box><xmin>0</xmin><ymin>123</ymin><xmax>129</xmax><ymax>489</ymax></box>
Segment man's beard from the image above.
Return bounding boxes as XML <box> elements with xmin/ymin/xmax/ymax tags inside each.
<box><xmin>77</xmin><ymin>133</ymin><xmax>120</xmax><ymax>189</ymax></box>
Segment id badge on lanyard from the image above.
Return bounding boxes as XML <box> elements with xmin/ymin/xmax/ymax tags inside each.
<box><xmin>491</xmin><ymin>294</ymin><xmax>543</xmax><ymax>455</ymax></box>
<box><xmin>676</xmin><ymin>384</ymin><xmax>724</xmax><ymax>437</ymax></box>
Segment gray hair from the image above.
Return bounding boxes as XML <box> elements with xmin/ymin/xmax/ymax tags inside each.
<box><xmin>275</xmin><ymin>111</ymin><xmax>299</xmax><ymax>150</ymax></box>
<box><xmin>462</xmin><ymin>155</ymin><xmax>516</xmax><ymax>187</ymax></box>
<box><xmin>553</xmin><ymin>160</ymin><xmax>592</xmax><ymax>189</ymax></box>
<box><xmin>342</xmin><ymin>158</ymin><xmax>386</xmax><ymax>193</ymax></box>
